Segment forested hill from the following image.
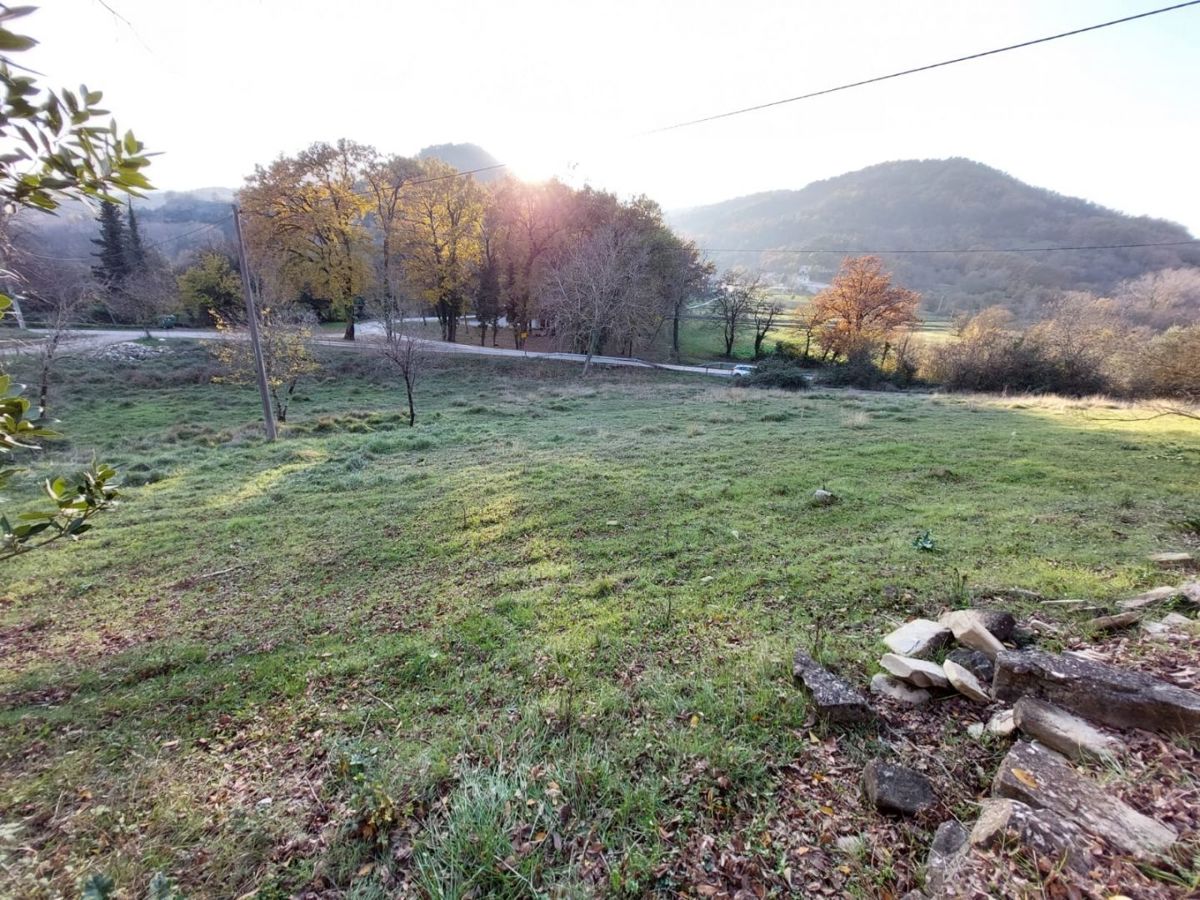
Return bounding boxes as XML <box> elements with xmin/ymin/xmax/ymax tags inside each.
<box><xmin>669</xmin><ymin>158</ymin><xmax>1200</xmax><ymax>315</ymax></box>
<box><xmin>418</xmin><ymin>143</ymin><xmax>505</xmax><ymax>180</ymax></box>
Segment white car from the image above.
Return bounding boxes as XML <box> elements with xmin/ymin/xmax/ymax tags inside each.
<box><xmin>731</xmin><ymin>364</ymin><xmax>756</xmax><ymax>377</ymax></box>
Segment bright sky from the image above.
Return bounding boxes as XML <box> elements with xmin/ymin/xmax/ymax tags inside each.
<box><xmin>23</xmin><ymin>0</ymin><xmax>1200</xmax><ymax>232</ymax></box>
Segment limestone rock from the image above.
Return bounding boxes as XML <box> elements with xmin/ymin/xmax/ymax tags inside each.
<box><xmin>1088</xmin><ymin>609</ymin><xmax>1142</xmax><ymax>632</ymax></box>
<box><xmin>1143</xmin><ymin>612</ymin><xmax>1198</xmax><ymax>638</ymax></box>
<box><xmin>863</xmin><ymin>758</ymin><xmax>935</xmax><ymax>816</ymax></box>
<box><xmin>993</xmin><ymin>740</ymin><xmax>1176</xmax><ymax>858</ymax></box>
<box><xmin>943</xmin><ymin>659</ymin><xmax>990</xmax><ymax>702</ymax></box>
<box><xmin>966</xmin><ymin>722</ymin><xmax>984</xmax><ymax>739</ymax></box>
<box><xmin>880</xmin><ymin>653</ymin><xmax>950</xmax><ymax>689</ymax></box>
<box><xmin>969</xmin><ymin>798</ymin><xmax>1090</xmax><ymax>873</ymax></box>
<box><xmin>1119</xmin><ymin>585</ymin><xmax>1182</xmax><ymax>611</ymax></box>
<box><xmin>940</xmin><ymin>609</ymin><xmax>1006</xmax><ymax>660</ymax></box>
<box><xmin>811</xmin><ymin>488</ymin><xmax>837</xmax><ymax>506</ymax></box>
<box><xmin>792</xmin><ymin>650</ymin><xmax>873</xmax><ymax>724</ymax></box>
<box><xmin>1148</xmin><ymin>551</ymin><xmax>1193</xmax><ymax>567</ymax></box>
<box><xmin>994</xmin><ymin>649</ymin><xmax>1200</xmax><ymax>735</ymax></box>
<box><xmin>924</xmin><ymin>820</ymin><xmax>968</xmax><ymax>896</ymax></box>
<box><xmin>870</xmin><ymin>673</ymin><xmax>932</xmax><ymax>706</ymax></box>
<box><xmin>945</xmin><ymin>648</ymin><xmax>994</xmax><ymax>684</ymax></box>
<box><xmin>987</xmin><ymin>708</ymin><xmax>1016</xmax><ymax>737</ymax></box>
<box><xmin>1181</xmin><ymin>581</ymin><xmax>1200</xmax><ymax>605</ymax></box>
<box><xmin>1013</xmin><ymin>697</ymin><xmax>1123</xmax><ymax>760</ymax></box>
<box><xmin>883</xmin><ymin>619</ymin><xmax>951</xmax><ymax>658</ymax></box>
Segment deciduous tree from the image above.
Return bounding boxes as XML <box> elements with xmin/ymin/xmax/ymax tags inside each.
<box><xmin>812</xmin><ymin>256</ymin><xmax>920</xmax><ymax>361</ymax></box>
<box><xmin>211</xmin><ymin>304</ymin><xmax>319</xmax><ymax>423</ymax></box>
<box><xmin>240</xmin><ymin>140</ymin><xmax>373</xmax><ymax>339</ymax></box>
<box><xmin>396</xmin><ymin>158</ymin><xmax>483</xmax><ymax>343</ymax></box>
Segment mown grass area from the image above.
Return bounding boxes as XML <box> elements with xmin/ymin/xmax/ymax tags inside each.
<box><xmin>1</xmin><ymin>343</ymin><xmax>1198</xmax><ymax>898</ymax></box>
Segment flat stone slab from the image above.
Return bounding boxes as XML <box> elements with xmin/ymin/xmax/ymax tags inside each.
<box><xmin>880</xmin><ymin>653</ymin><xmax>950</xmax><ymax>689</ymax></box>
<box><xmin>1143</xmin><ymin>612</ymin><xmax>1198</xmax><ymax>638</ymax></box>
<box><xmin>970</xmin><ymin>798</ymin><xmax>1090</xmax><ymax>873</ymax></box>
<box><xmin>1148</xmin><ymin>551</ymin><xmax>1193</xmax><ymax>567</ymax></box>
<box><xmin>994</xmin><ymin>649</ymin><xmax>1200</xmax><ymax>735</ymax></box>
<box><xmin>993</xmin><ymin>740</ymin><xmax>1176</xmax><ymax>858</ymax></box>
<box><xmin>1088</xmin><ymin>609</ymin><xmax>1143</xmax><ymax>631</ymax></box>
<box><xmin>943</xmin><ymin>659</ymin><xmax>990</xmax><ymax>702</ymax></box>
<box><xmin>883</xmin><ymin>619</ymin><xmax>951</xmax><ymax>658</ymax></box>
<box><xmin>1013</xmin><ymin>696</ymin><xmax>1123</xmax><ymax>761</ymax></box>
<box><xmin>1119</xmin><ymin>585</ymin><xmax>1183</xmax><ymax>611</ymax></box>
<box><xmin>792</xmin><ymin>650</ymin><xmax>873</xmax><ymax>724</ymax></box>
<box><xmin>863</xmin><ymin>758</ymin><xmax>935</xmax><ymax>816</ymax></box>
<box><xmin>940</xmin><ymin>609</ymin><xmax>1006</xmax><ymax>660</ymax></box>
<box><xmin>870</xmin><ymin>673</ymin><xmax>932</xmax><ymax>706</ymax></box>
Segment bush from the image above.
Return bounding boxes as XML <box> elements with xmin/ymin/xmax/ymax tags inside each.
<box><xmin>1130</xmin><ymin>325</ymin><xmax>1200</xmax><ymax>401</ymax></box>
<box><xmin>821</xmin><ymin>350</ymin><xmax>890</xmax><ymax>389</ymax></box>
<box><xmin>742</xmin><ymin>357</ymin><xmax>810</xmax><ymax>390</ymax></box>
<box><xmin>772</xmin><ymin>338</ymin><xmax>821</xmax><ymax>367</ymax></box>
<box><xmin>925</xmin><ymin>303</ymin><xmax>1117</xmax><ymax>396</ymax></box>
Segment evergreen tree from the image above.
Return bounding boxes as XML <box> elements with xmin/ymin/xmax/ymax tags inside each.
<box><xmin>125</xmin><ymin>198</ymin><xmax>147</xmax><ymax>274</ymax></box>
<box><xmin>91</xmin><ymin>200</ymin><xmax>129</xmax><ymax>287</ymax></box>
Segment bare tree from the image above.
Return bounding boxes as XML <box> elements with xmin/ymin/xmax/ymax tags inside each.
<box><xmin>543</xmin><ymin>225</ymin><xmax>649</xmax><ymax>375</ymax></box>
<box><xmin>377</xmin><ymin>313</ymin><xmax>425</xmax><ymax>426</ymax></box>
<box><xmin>107</xmin><ymin>263</ymin><xmax>177</xmax><ymax>337</ymax></box>
<box><xmin>748</xmin><ymin>287</ymin><xmax>782</xmax><ymax>358</ymax></box>
<box><xmin>21</xmin><ymin>259</ymin><xmax>96</xmax><ymax>417</ymax></box>
<box><xmin>713</xmin><ymin>270</ymin><xmax>757</xmax><ymax>357</ymax></box>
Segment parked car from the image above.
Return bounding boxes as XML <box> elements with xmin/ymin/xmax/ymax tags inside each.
<box><xmin>731</xmin><ymin>364</ymin><xmax>756</xmax><ymax>377</ymax></box>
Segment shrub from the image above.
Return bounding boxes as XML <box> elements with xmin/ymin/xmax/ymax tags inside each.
<box><xmin>925</xmin><ymin>303</ymin><xmax>1118</xmax><ymax>396</ymax></box>
<box><xmin>821</xmin><ymin>350</ymin><xmax>889</xmax><ymax>389</ymax></box>
<box><xmin>1130</xmin><ymin>325</ymin><xmax>1200</xmax><ymax>401</ymax></box>
<box><xmin>742</xmin><ymin>357</ymin><xmax>810</xmax><ymax>390</ymax></box>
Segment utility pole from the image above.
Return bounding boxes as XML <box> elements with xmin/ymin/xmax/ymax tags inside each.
<box><xmin>231</xmin><ymin>204</ymin><xmax>278</xmax><ymax>441</ymax></box>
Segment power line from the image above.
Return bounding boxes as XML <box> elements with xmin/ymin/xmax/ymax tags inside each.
<box><xmin>698</xmin><ymin>239</ymin><xmax>1200</xmax><ymax>255</ymax></box>
<box><xmin>342</xmin><ymin>162</ymin><xmax>509</xmax><ymax>201</ymax></box>
<box><xmin>645</xmin><ymin>1</ymin><xmax>1200</xmax><ymax>133</ymax></box>
<box><xmin>18</xmin><ymin>218</ymin><xmax>231</xmax><ymax>262</ymax></box>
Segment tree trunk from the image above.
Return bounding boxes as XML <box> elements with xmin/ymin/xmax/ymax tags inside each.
<box><xmin>343</xmin><ymin>311</ymin><xmax>356</xmax><ymax>341</ymax></box>
<box><xmin>672</xmin><ymin>311</ymin><xmax>681</xmax><ymax>360</ymax></box>
<box><xmin>479</xmin><ymin>323</ymin><xmax>487</xmax><ymax>346</ymax></box>
<box><xmin>404</xmin><ymin>375</ymin><xmax>416</xmax><ymax>426</ymax></box>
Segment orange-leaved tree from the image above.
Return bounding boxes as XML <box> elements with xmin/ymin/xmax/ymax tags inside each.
<box><xmin>812</xmin><ymin>256</ymin><xmax>920</xmax><ymax>362</ymax></box>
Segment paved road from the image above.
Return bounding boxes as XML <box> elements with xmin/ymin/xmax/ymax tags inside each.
<box><xmin>8</xmin><ymin>326</ymin><xmax>736</xmax><ymax>378</ymax></box>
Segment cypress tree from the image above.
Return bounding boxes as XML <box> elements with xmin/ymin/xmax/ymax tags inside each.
<box><xmin>91</xmin><ymin>200</ymin><xmax>129</xmax><ymax>287</ymax></box>
<box><xmin>125</xmin><ymin>199</ymin><xmax>147</xmax><ymax>274</ymax></box>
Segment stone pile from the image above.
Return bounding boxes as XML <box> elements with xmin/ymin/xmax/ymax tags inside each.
<box><xmin>873</xmin><ymin>608</ymin><xmax>1013</xmax><ymax>707</ymax></box>
<box><xmin>790</xmin><ymin>575</ymin><xmax>1200</xmax><ymax>896</ymax></box>
<box><xmin>886</xmin><ymin>583</ymin><xmax>1199</xmax><ymax>897</ymax></box>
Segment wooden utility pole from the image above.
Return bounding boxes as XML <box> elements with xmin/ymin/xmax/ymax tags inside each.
<box><xmin>231</xmin><ymin>204</ymin><xmax>278</xmax><ymax>441</ymax></box>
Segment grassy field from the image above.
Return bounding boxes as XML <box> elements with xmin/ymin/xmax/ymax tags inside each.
<box><xmin>1</xmin><ymin>343</ymin><xmax>1198</xmax><ymax>898</ymax></box>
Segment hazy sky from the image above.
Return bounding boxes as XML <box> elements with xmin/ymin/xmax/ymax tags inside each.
<box><xmin>24</xmin><ymin>0</ymin><xmax>1200</xmax><ymax>232</ymax></box>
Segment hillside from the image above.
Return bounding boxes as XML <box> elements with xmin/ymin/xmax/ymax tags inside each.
<box><xmin>418</xmin><ymin>142</ymin><xmax>505</xmax><ymax>181</ymax></box>
<box><xmin>669</xmin><ymin>158</ymin><xmax>1200</xmax><ymax>315</ymax></box>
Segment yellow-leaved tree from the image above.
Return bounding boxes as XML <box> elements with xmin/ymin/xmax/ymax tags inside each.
<box><xmin>396</xmin><ymin>158</ymin><xmax>484</xmax><ymax>343</ymax></box>
<box><xmin>240</xmin><ymin>140</ymin><xmax>374</xmax><ymax>339</ymax></box>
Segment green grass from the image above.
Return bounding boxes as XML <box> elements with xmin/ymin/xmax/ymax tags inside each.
<box><xmin>1</xmin><ymin>343</ymin><xmax>1198</xmax><ymax>897</ymax></box>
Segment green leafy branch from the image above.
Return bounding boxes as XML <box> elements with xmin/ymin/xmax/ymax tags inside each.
<box><xmin>0</xmin><ymin>5</ymin><xmax>153</xmax><ymax>211</ymax></box>
<box><xmin>0</xmin><ymin>300</ymin><xmax>119</xmax><ymax>560</ymax></box>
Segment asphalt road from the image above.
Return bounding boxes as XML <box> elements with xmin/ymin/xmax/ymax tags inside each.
<box><xmin>6</xmin><ymin>325</ymin><xmax>736</xmax><ymax>377</ymax></box>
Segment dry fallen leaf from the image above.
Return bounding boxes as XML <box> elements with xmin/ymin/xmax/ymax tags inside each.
<box><xmin>1011</xmin><ymin>768</ymin><xmax>1039</xmax><ymax>789</ymax></box>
